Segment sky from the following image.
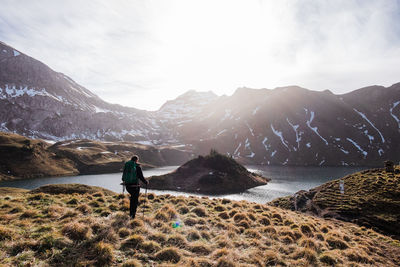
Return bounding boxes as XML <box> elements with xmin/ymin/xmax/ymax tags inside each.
<box><xmin>0</xmin><ymin>0</ymin><xmax>400</xmax><ymax>110</ymax></box>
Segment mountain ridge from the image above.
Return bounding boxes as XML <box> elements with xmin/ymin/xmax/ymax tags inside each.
<box><xmin>1</xmin><ymin>41</ymin><xmax>400</xmax><ymax>166</ymax></box>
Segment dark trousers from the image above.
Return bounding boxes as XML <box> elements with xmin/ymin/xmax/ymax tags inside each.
<box><xmin>126</xmin><ymin>186</ymin><xmax>140</xmax><ymax>218</ymax></box>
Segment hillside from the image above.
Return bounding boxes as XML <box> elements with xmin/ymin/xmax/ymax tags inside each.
<box><xmin>270</xmin><ymin>165</ymin><xmax>400</xmax><ymax>240</ymax></box>
<box><xmin>0</xmin><ymin>184</ymin><xmax>399</xmax><ymax>266</ymax></box>
<box><xmin>1</xmin><ymin>41</ymin><xmax>400</xmax><ymax>166</ymax></box>
<box><xmin>0</xmin><ymin>132</ymin><xmax>78</xmax><ymax>180</ymax></box>
<box><xmin>0</xmin><ymin>132</ymin><xmax>191</xmax><ymax>181</ymax></box>
<box><xmin>147</xmin><ymin>151</ymin><xmax>269</xmax><ymax>194</ymax></box>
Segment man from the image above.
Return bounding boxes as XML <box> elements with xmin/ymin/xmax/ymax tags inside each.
<box><xmin>122</xmin><ymin>155</ymin><xmax>148</xmax><ymax>219</ymax></box>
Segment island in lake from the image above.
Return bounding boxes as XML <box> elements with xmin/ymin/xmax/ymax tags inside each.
<box><xmin>147</xmin><ymin>150</ymin><xmax>270</xmax><ymax>194</ymax></box>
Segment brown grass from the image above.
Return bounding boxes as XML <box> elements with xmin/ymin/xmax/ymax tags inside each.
<box><xmin>1</xmin><ymin>185</ymin><xmax>400</xmax><ymax>266</ymax></box>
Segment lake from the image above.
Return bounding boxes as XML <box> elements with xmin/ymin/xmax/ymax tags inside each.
<box><xmin>0</xmin><ymin>165</ymin><xmax>367</xmax><ymax>203</ymax></box>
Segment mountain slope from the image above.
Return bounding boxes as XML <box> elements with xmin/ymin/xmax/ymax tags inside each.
<box><xmin>177</xmin><ymin>85</ymin><xmax>400</xmax><ymax>166</ymax></box>
<box><xmin>1</xmin><ymin>41</ymin><xmax>400</xmax><ymax>166</ymax></box>
<box><xmin>0</xmin><ymin>41</ymin><xmax>167</xmax><ymax>143</ymax></box>
<box><xmin>0</xmin><ymin>131</ymin><xmax>192</xmax><ymax>180</ymax></box>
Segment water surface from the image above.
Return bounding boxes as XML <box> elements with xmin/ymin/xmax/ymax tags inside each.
<box><xmin>0</xmin><ymin>165</ymin><xmax>367</xmax><ymax>203</ymax></box>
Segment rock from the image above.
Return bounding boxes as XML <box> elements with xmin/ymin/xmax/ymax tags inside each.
<box><xmin>385</xmin><ymin>160</ymin><xmax>395</xmax><ymax>172</ymax></box>
<box><xmin>147</xmin><ymin>151</ymin><xmax>269</xmax><ymax>194</ymax></box>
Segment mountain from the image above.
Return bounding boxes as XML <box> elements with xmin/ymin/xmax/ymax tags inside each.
<box><xmin>0</xmin><ymin>41</ymin><xmax>170</xmax><ymax>143</ymax></box>
<box><xmin>180</xmin><ymin>84</ymin><xmax>400</xmax><ymax>166</ymax></box>
<box><xmin>1</xmin><ymin>41</ymin><xmax>400</xmax><ymax>166</ymax></box>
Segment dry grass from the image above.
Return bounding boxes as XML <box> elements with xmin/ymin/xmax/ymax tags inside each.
<box><xmin>0</xmin><ymin>185</ymin><xmax>400</xmax><ymax>266</ymax></box>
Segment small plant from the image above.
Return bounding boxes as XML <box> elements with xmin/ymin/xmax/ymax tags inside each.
<box><xmin>148</xmin><ymin>232</ymin><xmax>167</xmax><ymax>244</ymax></box>
<box><xmin>118</xmin><ymin>227</ymin><xmax>130</xmax><ymax>238</ymax></box>
<box><xmin>20</xmin><ymin>209</ymin><xmax>39</xmax><ymax>219</ymax></box>
<box><xmin>93</xmin><ymin>241</ymin><xmax>114</xmax><ymax>266</ymax></box>
<box><xmin>141</xmin><ymin>240</ymin><xmax>161</xmax><ymax>252</ymax></box>
<box><xmin>191</xmin><ymin>207</ymin><xmax>207</xmax><ymax>217</ymax></box>
<box><xmin>166</xmin><ymin>234</ymin><xmax>188</xmax><ymax>248</ymax></box>
<box><xmin>76</xmin><ymin>203</ymin><xmax>91</xmax><ymax>214</ymax></box>
<box><xmin>62</xmin><ymin>221</ymin><xmax>90</xmax><ymax>241</ymax></box>
<box><xmin>326</xmin><ymin>235</ymin><xmax>348</xmax><ymax>250</ymax></box>
<box><xmin>187</xmin><ymin>230</ymin><xmax>201</xmax><ymax>241</ymax></box>
<box><xmin>66</xmin><ymin>198</ymin><xmax>78</xmax><ymax>205</ymax></box>
<box><xmin>216</xmin><ymin>256</ymin><xmax>236</xmax><ymax>267</ymax></box>
<box><xmin>218</xmin><ymin>211</ymin><xmax>230</xmax><ymax>220</ymax></box>
<box><xmin>184</xmin><ymin>217</ymin><xmax>197</xmax><ymax>226</ymax></box>
<box><xmin>122</xmin><ymin>259</ymin><xmax>142</xmax><ymax>267</ymax></box>
<box><xmin>0</xmin><ymin>225</ymin><xmax>14</xmax><ymax>240</ymax></box>
<box><xmin>120</xmin><ymin>234</ymin><xmax>144</xmax><ymax>250</ymax></box>
<box><xmin>154</xmin><ymin>247</ymin><xmax>181</xmax><ymax>263</ymax></box>
<box><xmin>319</xmin><ymin>252</ymin><xmax>338</xmax><ymax>265</ymax></box>
<box><xmin>300</xmin><ymin>224</ymin><xmax>314</xmax><ymax>237</ymax></box>
<box><xmin>264</xmin><ymin>250</ymin><xmax>280</xmax><ymax>266</ymax></box>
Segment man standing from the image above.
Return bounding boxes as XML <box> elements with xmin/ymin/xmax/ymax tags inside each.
<box><xmin>122</xmin><ymin>155</ymin><xmax>148</xmax><ymax>219</ymax></box>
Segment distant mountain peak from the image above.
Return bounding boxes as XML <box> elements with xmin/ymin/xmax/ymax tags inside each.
<box><xmin>176</xmin><ymin>89</ymin><xmax>218</xmax><ymax>100</ymax></box>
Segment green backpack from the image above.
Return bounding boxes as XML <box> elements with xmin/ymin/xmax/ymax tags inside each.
<box><xmin>122</xmin><ymin>161</ymin><xmax>137</xmax><ymax>184</ymax></box>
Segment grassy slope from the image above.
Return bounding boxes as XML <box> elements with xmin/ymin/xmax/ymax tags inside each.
<box><xmin>0</xmin><ymin>132</ymin><xmax>79</xmax><ymax>180</ymax></box>
<box><xmin>270</xmin><ymin>166</ymin><xmax>400</xmax><ymax>240</ymax></box>
<box><xmin>0</xmin><ymin>131</ymin><xmax>191</xmax><ymax>181</ymax></box>
<box><xmin>0</xmin><ymin>184</ymin><xmax>400</xmax><ymax>266</ymax></box>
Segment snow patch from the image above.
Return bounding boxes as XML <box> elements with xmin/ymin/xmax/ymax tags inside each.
<box><xmin>304</xmin><ymin>108</ymin><xmax>328</xmax><ymax>145</ymax></box>
<box><xmin>378</xmin><ymin>148</ymin><xmax>384</xmax><ymax>156</ymax></box>
<box><xmin>287</xmin><ymin>118</ymin><xmax>300</xmax><ymax>150</ymax></box>
<box><xmin>346</xmin><ymin>138</ymin><xmax>367</xmax><ymax>158</ymax></box>
<box><xmin>390</xmin><ymin>101</ymin><xmax>400</xmax><ymax>129</ymax></box>
<box><xmin>244</xmin><ymin>138</ymin><xmax>255</xmax><ymax>158</ymax></box>
<box><xmin>271</xmin><ymin>124</ymin><xmax>289</xmax><ymax>150</ymax></box>
<box><xmin>319</xmin><ymin>160</ymin><xmax>325</xmax><ymax>166</ymax></box>
<box><xmin>306</xmin><ymin>142</ymin><xmax>311</xmax><ymax>148</ymax></box>
<box><xmin>340</xmin><ymin>148</ymin><xmax>349</xmax><ymax>154</ymax></box>
<box><xmin>271</xmin><ymin>150</ymin><xmax>277</xmax><ymax>157</ymax></box>
<box><xmin>262</xmin><ymin>137</ymin><xmax>270</xmax><ymax>151</ymax></box>
<box><xmin>135</xmin><ymin>141</ymin><xmax>154</xmax><ymax>146</ymax></box>
<box><xmin>245</xmin><ymin>121</ymin><xmax>254</xmax><ymax>136</ymax></box>
<box><xmin>221</xmin><ymin>109</ymin><xmax>232</xmax><ymax>121</ymax></box>
<box><xmin>252</xmin><ymin>106</ymin><xmax>260</xmax><ymax>115</ymax></box>
<box><xmin>0</xmin><ymin>85</ymin><xmax>64</xmax><ymax>102</ymax></box>
<box><xmin>13</xmin><ymin>50</ymin><xmax>20</xmax><ymax>56</ymax></box>
<box><xmin>234</xmin><ymin>142</ymin><xmax>242</xmax><ymax>156</ymax></box>
<box><xmin>216</xmin><ymin>129</ymin><xmax>227</xmax><ymax>136</ymax></box>
<box><xmin>353</xmin><ymin>108</ymin><xmax>385</xmax><ymax>143</ymax></box>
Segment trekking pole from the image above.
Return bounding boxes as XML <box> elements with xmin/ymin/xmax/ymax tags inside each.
<box><xmin>142</xmin><ymin>183</ymin><xmax>148</xmax><ymax>218</ymax></box>
<box><xmin>120</xmin><ymin>182</ymin><xmax>125</xmax><ymax>195</ymax></box>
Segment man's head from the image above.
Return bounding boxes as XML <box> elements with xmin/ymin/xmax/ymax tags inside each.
<box><xmin>131</xmin><ymin>155</ymin><xmax>139</xmax><ymax>162</ymax></box>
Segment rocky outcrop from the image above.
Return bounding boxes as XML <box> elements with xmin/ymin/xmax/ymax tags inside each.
<box><xmin>147</xmin><ymin>151</ymin><xmax>269</xmax><ymax>194</ymax></box>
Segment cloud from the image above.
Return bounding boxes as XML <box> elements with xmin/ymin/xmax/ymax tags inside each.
<box><xmin>0</xmin><ymin>0</ymin><xmax>400</xmax><ymax>110</ymax></box>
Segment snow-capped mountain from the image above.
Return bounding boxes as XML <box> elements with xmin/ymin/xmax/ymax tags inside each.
<box><xmin>0</xmin><ymin>41</ymin><xmax>165</xmax><ymax>143</ymax></box>
<box><xmin>177</xmin><ymin>85</ymin><xmax>400</xmax><ymax>166</ymax></box>
<box><xmin>1</xmin><ymin>41</ymin><xmax>400</xmax><ymax>166</ymax></box>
